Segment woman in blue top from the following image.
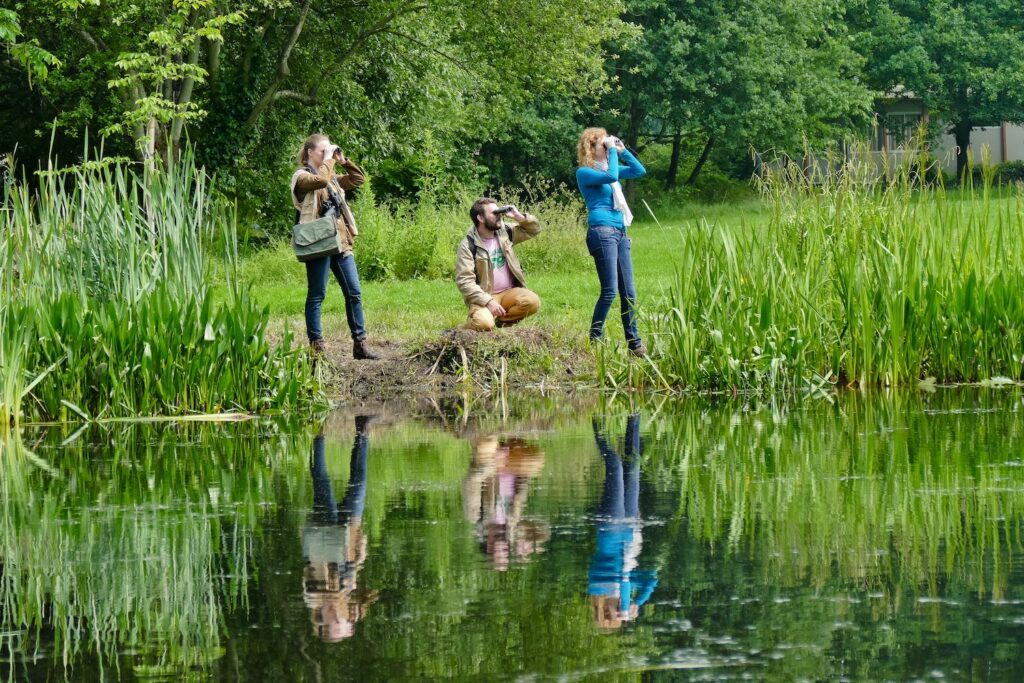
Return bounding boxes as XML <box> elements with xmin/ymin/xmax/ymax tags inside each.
<box><xmin>576</xmin><ymin>127</ymin><xmax>647</xmax><ymax>355</ymax></box>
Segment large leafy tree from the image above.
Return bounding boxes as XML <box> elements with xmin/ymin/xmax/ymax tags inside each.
<box><xmin>852</xmin><ymin>0</ymin><xmax>1024</xmax><ymax>179</ymax></box>
<box><xmin>3</xmin><ymin>0</ymin><xmax>624</xmax><ymax>200</ymax></box>
<box><xmin>599</xmin><ymin>0</ymin><xmax>873</xmax><ymax>187</ymax></box>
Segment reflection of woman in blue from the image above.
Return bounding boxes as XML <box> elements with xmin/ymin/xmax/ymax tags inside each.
<box><xmin>303</xmin><ymin>416</ymin><xmax>377</xmax><ymax>642</ymax></box>
<box><xmin>589</xmin><ymin>414</ymin><xmax>658</xmax><ymax>630</ymax></box>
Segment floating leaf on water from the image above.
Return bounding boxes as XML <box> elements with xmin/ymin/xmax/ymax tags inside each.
<box><xmin>981</xmin><ymin>376</ymin><xmax>1017</xmax><ymax>387</ymax></box>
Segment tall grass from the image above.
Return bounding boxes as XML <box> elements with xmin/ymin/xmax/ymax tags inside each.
<box><xmin>220</xmin><ymin>177</ymin><xmax>590</xmax><ymax>287</ymax></box>
<box><xmin>609</xmin><ymin>146</ymin><xmax>1024</xmax><ymax>393</ymax></box>
<box><xmin>0</xmin><ymin>149</ymin><xmax>321</xmax><ymax>426</ymax></box>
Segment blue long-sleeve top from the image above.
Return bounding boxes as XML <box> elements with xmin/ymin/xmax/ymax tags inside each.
<box><xmin>587</xmin><ymin>522</ymin><xmax>659</xmax><ymax>613</ymax></box>
<box><xmin>575</xmin><ymin>148</ymin><xmax>646</xmax><ymax>229</ymax></box>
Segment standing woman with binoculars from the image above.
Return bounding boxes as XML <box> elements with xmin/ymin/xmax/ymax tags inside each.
<box><xmin>291</xmin><ymin>133</ymin><xmax>379</xmax><ymax>360</ymax></box>
<box><xmin>576</xmin><ymin>128</ymin><xmax>647</xmax><ymax>356</ymax></box>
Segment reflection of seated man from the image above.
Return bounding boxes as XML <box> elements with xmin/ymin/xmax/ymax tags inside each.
<box><xmin>589</xmin><ymin>414</ymin><xmax>658</xmax><ymax>630</ymax></box>
<box><xmin>462</xmin><ymin>436</ymin><xmax>550</xmax><ymax>571</ymax></box>
<box><xmin>303</xmin><ymin>416</ymin><xmax>378</xmax><ymax>642</ymax></box>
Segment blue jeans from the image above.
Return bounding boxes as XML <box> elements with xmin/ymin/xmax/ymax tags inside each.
<box><xmin>586</xmin><ymin>225</ymin><xmax>641</xmax><ymax>349</ymax></box>
<box><xmin>309</xmin><ymin>428</ymin><xmax>369</xmax><ymax>525</ymax></box>
<box><xmin>305</xmin><ymin>252</ymin><xmax>366</xmax><ymax>343</ymax></box>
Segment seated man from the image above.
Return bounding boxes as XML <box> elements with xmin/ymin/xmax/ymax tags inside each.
<box><xmin>455</xmin><ymin>198</ymin><xmax>542</xmax><ymax>331</ymax></box>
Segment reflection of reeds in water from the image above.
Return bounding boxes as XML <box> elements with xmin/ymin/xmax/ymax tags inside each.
<box><xmin>0</xmin><ymin>424</ymin><xmax>301</xmax><ymax>676</ymax></box>
<box><xmin>645</xmin><ymin>392</ymin><xmax>1024</xmax><ymax>596</ymax></box>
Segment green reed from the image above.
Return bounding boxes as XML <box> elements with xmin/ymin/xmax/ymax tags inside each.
<box><xmin>608</xmin><ymin>145</ymin><xmax>1024</xmax><ymax>393</ymax></box>
<box><xmin>0</xmin><ymin>148</ymin><xmax>321</xmax><ymax>427</ymax></box>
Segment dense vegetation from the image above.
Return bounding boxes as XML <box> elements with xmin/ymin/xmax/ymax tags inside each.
<box><xmin>0</xmin><ymin>151</ymin><xmax>319</xmax><ymax>427</ymax></box>
<box><xmin>604</xmin><ymin>156</ymin><xmax>1024</xmax><ymax>392</ymax></box>
<box><xmin>4</xmin><ymin>393</ymin><xmax>1024</xmax><ymax>677</ymax></box>
<box><xmin>5</xmin><ymin>1</ymin><xmax>1022</xmax><ymax>235</ymax></box>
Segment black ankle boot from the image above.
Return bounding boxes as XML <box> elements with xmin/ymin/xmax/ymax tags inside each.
<box><xmin>353</xmin><ymin>339</ymin><xmax>379</xmax><ymax>360</ymax></box>
<box><xmin>354</xmin><ymin>414</ymin><xmax>376</xmax><ymax>434</ymax></box>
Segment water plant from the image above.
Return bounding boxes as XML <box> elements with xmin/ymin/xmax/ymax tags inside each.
<box><xmin>0</xmin><ymin>147</ymin><xmax>321</xmax><ymax>426</ymax></box>
<box><xmin>605</xmin><ymin>145</ymin><xmax>1024</xmax><ymax>393</ymax></box>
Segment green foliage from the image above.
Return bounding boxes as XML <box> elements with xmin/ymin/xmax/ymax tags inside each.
<box><xmin>0</xmin><ymin>422</ymin><xmax>307</xmax><ymax>675</ymax></box>
<box><xmin>995</xmin><ymin>160</ymin><xmax>1024</xmax><ymax>185</ymax></box>
<box><xmin>603</xmin><ymin>146</ymin><xmax>1024</xmax><ymax>393</ymax></box>
<box><xmin>0</xmin><ymin>8</ymin><xmax>60</xmax><ymax>87</ymax></box>
<box><xmin>600</xmin><ymin>0</ymin><xmax>874</xmax><ymax>183</ymax></box>
<box><xmin>218</xmin><ymin>177</ymin><xmax>590</xmax><ymax>285</ymax></box>
<box><xmin>6</xmin><ymin>0</ymin><xmax>628</xmax><ymax>228</ymax></box>
<box><xmin>852</xmin><ymin>0</ymin><xmax>1024</xmax><ymax>177</ymax></box>
<box><xmin>633</xmin><ymin>141</ymin><xmax>758</xmax><ymax>207</ymax></box>
<box><xmin>0</xmin><ymin>149</ymin><xmax>321</xmax><ymax>426</ymax></box>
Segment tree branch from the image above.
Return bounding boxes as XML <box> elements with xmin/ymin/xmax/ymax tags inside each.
<box><xmin>274</xmin><ymin>89</ymin><xmax>318</xmax><ymax>105</ymax></box>
<box><xmin>245</xmin><ymin>1</ymin><xmax>428</xmax><ymax>129</ymax></box>
<box><xmin>242</xmin><ymin>14</ymin><xmax>278</xmax><ymax>86</ymax></box>
<box><xmin>78</xmin><ymin>29</ymin><xmax>109</xmax><ymax>53</ymax></box>
<box><xmin>245</xmin><ymin>0</ymin><xmax>313</xmax><ymax>128</ymax></box>
<box><xmin>171</xmin><ymin>37</ymin><xmax>202</xmax><ymax>148</ymax></box>
<box><xmin>344</xmin><ymin>3</ymin><xmax>428</xmax><ymax>60</ymax></box>
<box><xmin>383</xmin><ymin>29</ymin><xmax>470</xmax><ymax>72</ymax></box>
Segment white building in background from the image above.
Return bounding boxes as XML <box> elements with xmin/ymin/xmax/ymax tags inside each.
<box><xmin>874</xmin><ymin>94</ymin><xmax>1024</xmax><ymax>172</ymax></box>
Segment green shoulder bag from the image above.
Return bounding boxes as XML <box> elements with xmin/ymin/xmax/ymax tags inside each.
<box><xmin>292</xmin><ymin>216</ymin><xmax>342</xmax><ymax>262</ymax></box>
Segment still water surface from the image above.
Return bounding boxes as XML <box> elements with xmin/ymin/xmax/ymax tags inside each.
<box><xmin>3</xmin><ymin>392</ymin><xmax>1024</xmax><ymax>680</ymax></box>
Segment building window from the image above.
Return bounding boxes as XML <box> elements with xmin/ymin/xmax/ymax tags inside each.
<box><xmin>878</xmin><ymin>112</ymin><xmax>923</xmax><ymax>150</ymax></box>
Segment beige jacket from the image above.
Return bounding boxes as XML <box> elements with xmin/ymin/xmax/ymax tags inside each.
<box><xmin>455</xmin><ymin>215</ymin><xmax>541</xmax><ymax>308</ymax></box>
<box><xmin>291</xmin><ymin>159</ymin><xmax>365</xmax><ymax>253</ymax></box>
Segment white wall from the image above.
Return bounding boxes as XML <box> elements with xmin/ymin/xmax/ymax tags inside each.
<box><xmin>934</xmin><ymin>124</ymin><xmax>1024</xmax><ymax>172</ymax></box>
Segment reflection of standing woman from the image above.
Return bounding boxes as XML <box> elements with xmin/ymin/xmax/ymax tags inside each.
<box><xmin>303</xmin><ymin>417</ymin><xmax>378</xmax><ymax>642</ymax></box>
<box><xmin>291</xmin><ymin>134</ymin><xmax>379</xmax><ymax>359</ymax></box>
<box><xmin>588</xmin><ymin>414</ymin><xmax>658</xmax><ymax>630</ymax></box>
<box><xmin>576</xmin><ymin>128</ymin><xmax>647</xmax><ymax>356</ymax></box>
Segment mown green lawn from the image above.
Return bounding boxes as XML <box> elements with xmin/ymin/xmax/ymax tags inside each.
<box><xmin>220</xmin><ymin>200</ymin><xmax>769</xmax><ymax>351</ymax></box>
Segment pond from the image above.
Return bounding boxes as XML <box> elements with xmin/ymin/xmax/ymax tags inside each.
<box><xmin>3</xmin><ymin>391</ymin><xmax>1024</xmax><ymax>680</ymax></box>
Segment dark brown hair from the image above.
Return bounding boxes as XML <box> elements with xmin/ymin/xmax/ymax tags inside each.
<box><xmin>470</xmin><ymin>197</ymin><xmax>496</xmax><ymax>228</ymax></box>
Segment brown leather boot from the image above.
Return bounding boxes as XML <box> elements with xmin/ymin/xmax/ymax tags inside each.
<box><xmin>352</xmin><ymin>339</ymin><xmax>379</xmax><ymax>360</ymax></box>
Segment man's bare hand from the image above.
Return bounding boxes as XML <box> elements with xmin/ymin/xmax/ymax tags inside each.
<box><xmin>507</xmin><ymin>205</ymin><xmax>527</xmax><ymax>222</ymax></box>
<box><xmin>486</xmin><ymin>299</ymin><xmax>506</xmax><ymax>318</ymax></box>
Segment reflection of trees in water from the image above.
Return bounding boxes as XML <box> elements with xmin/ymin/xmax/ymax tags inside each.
<box><xmin>643</xmin><ymin>392</ymin><xmax>1024</xmax><ymax>596</ymax></box>
<box><xmin>0</xmin><ymin>424</ymin><xmax>300</xmax><ymax>677</ymax></box>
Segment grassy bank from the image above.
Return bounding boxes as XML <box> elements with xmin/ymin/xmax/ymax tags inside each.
<box><xmin>223</xmin><ymin>200</ymin><xmax>768</xmax><ymax>379</ymax></box>
<box><xmin>233</xmin><ymin>163</ymin><xmax>1024</xmax><ymax>395</ymax></box>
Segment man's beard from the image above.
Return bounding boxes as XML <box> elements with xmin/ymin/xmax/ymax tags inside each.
<box><xmin>484</xmin><ymin>215</ymin><xmax>502</xmax><ymax>231</ymax></box>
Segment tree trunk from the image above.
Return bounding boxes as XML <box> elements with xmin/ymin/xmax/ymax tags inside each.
<box><xmin>953</xmin><ymin>121</ymin><xmax>972</xmax><ymax>184</ymax></box>
<box><xmin>170</xmin><ymin>40</ymin><xmax>202</xmax><ymax>154</ymax></box>
<box><xmin>624</xmin><ymin>97</ymin><xmax>643</xmax><ymax>151</ymax></box>
<box><xmin>685</xmin><ymin>135</ymin><xmax>716</xmax><ymax>186</ymax></box>
<box><xmin>664</xmin><ymin>130</ymin><xmax>683</xmax><ymax>190</ymax></box>
<box><xmin>621</xmin><ymin>97</ymin><xmax>644</xmax><ymax>204</ymax></box>
<box><xmin>208</xmin><ymin>38</ymin><xmax>221</xmax><ymax>91</ymax></box>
